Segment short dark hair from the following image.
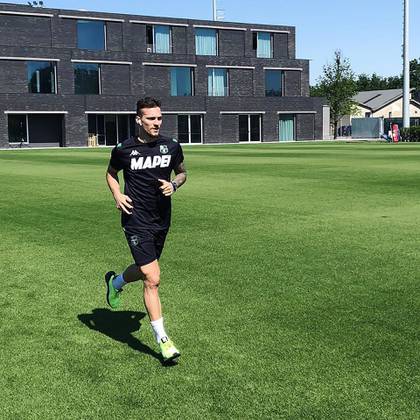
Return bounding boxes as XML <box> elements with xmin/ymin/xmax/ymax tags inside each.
<box><xmin>136</xmin><ymin>97</ymin><xmax>161</xmax><ymax>116</ymax></box>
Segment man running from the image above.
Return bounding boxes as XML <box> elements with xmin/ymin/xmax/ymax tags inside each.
<box><xmin>105</xmin><ymin>97</ymin><xmax>187</xmax><ymax>363</ymax></box>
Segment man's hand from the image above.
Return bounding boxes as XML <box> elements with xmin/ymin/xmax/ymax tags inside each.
<box><xmin>158</xmin><ymin>179</ymin><xmax>175</xmax><ymax>196</ymax></box>
<box><xmin>114</xmin><ymin>193</ymin><xmax>133</xmax><ymax>214</ymax></box>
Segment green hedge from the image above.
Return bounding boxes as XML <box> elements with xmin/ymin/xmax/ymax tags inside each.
<box><xmin>400</xmin><ymin>126</ymin><xmax>420</xmax><ymax>142</ymax></box>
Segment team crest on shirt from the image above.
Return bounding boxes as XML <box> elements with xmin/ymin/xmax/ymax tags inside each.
<box><xmin>160</xmin><ymin>145</ymin><xmax>169</xmax><ymax>154</ymax></box>
<box><xmin>130</xmin><ymin>235</ymin><xmax>139</xmax><ymax>246</ymax></box>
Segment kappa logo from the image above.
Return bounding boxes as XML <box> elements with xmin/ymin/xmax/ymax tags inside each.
<box><xmin>130</xmin><ymin>155</ymin><xmax>172</xmax><ymax>170</ymax></box>
<box><xmin>160</xmin><ymin>145</ymin><xmax>169</xmax><ymax>154</ymax></box>
<box><xmin>130</xmin><ymin>150</ymin><xmax>140</xmax><ymax>157</ymax></box>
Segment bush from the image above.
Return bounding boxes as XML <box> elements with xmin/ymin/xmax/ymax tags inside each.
<box><xmin>400</xmin><ymin>126</ymin><xmax>420</xmax><ymax>142</ymax></box>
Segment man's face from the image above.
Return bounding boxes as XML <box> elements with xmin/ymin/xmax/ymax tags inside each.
<box><xmin>136</xmin><ymin>106</ymin><xmax>162</xmax><ymax>137</ymax></box>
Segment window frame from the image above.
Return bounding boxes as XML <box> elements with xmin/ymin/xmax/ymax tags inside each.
<box><xmin>76</xmin><ymin>19</ymin><xmax>106</xmax><ymax>51</ymax></box>
<box><xmin>253</xmin><ymin>31</ymin><xmax>273</xmax><ymax>59</ymax></box>
<box><xmin>73</xmin><ymin>62</ymin><xmax>101</xmax><ymax>95</ymax></box>
<box><xmin>27</xmin><ymin>61</ymin><xmax>57</xmax><ymax>94</ymax></box>
<box><xmin>8</xmin><ymin>114</ymin><xmax>29</xmax><ymax>144</ymax></box>
<box><xmin>177</xmin><ymin>114</ymin><xmax>203</xmax><ymax>144</ymax></box>
<box><xmin>170</xmin><ymin>67</ymin><xmax>194</xmax><ymax>96</ymax></box>
<box><xmin>265</xmin><ymin>69</ymin><xmax>283</xmax><ymax>97</ymax></box>
<box><xmin>208</xmin><ymin>68</ymin><xmax>229</xmax><ymax>97</ymax></box>
<box><xmin>239</xmin><ymin>114</ymin><xmax>262</xmax><ymax>143</ymax></box>
<box><xmin>195</xmin><ymin>28</ymin><xmax>218</xmax><ymax>56</ymax></box>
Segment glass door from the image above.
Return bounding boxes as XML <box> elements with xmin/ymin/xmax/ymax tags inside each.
<box><xmin>279</xmin><ymin>115</ymin><xmax>295</xmax><ymax>141</ymax></box>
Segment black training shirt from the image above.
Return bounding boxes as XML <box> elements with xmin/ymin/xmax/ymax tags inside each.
<box><xmin>109</xmin><ymin>135</ymin><xmax>184</xmax><ymax>231</ymax></box>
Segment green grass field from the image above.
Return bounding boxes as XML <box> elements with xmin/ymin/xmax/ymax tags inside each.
<box><xmin>1</xmin><ymin>142</ymin><xmax>420</xmax><ymax>419</ymax></box>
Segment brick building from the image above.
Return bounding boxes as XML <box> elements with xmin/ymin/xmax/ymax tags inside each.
<box><xmin>0</xmin><ymin>2</ymin><xmax>327</xmax><ymax>147</ymax></box>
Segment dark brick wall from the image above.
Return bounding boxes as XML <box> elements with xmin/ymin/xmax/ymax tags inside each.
<box><xmin>301</xmin><ymin>61</ymin><xmax>310</xmax><ymax>97</ymax></box>
<box><xmin>296</xmin><ymin>114</ymin><xmax>315</xmax><ymax>140</ymax></box>
<box><xmin>162</xmin><ymin>114</ymin><xmax>177</xmax><ymax>139</ymax></box>
<box><xmin>229</xmin><ymin>69</ymin><xmax>253</xmax><ymax>97</ymax></box>
<box><xmin>130</xmin><ymin>63</ymin><xmax>144</xmax><ymax>97</ymax></box>
<box><xmin>0</xmin><ymin>60</ymin><xmax>26</xmax><ymax>93</ymax></box>
<box><xmin>273</xmin><ymin>33</ymin><xmax>288</xmax><ymax>58</ymax></box>
<box><xmin>262</xmin><ymin>112</ymin><xmax>279</xmax><ymax>142</ymax></box>
<box><xmin>220</xmin><ymin>114</ymin><xmax>238</xmax><ymax>143</ymax></box>
<box><xmin>0</xmin><ymin>111</ymin><xmax>8</xmax><ymax>146</ymax></box>
<box><xmin>284</xmin><ymin>71</ymin><xmax>301</xmax><ymax>96</ymax></box>
<box><xmin>288</xmin><ymin>28</ymin><xmax>296</xmax><ymax>59</ymax></box>
<box><xmin>106</xmin><ymin>22</ymin><xmax>123</xmax><ymax>52</ymax></box>
<box><xmin>144</xmin><ymin>65</ymin><xmax>170</xmax><ymax>98</ymax></box>
<box><xmin>172</xmin><ymin>27</ymin><xmax>187</xmax><ymax>55</ymax></box>
<box><xmin>124</xmin><ymin>23</ymin><xmax>146</xmax><ymax>52</ymax></box>
<box><xmin>0</xmin><ymin>15</ymin><xmax>51</xmax><ymax>47</ymax></box>
<box><xmin>52</xmin><ymin>17</ymin><xmax>76</xmax><ymax>48</ymax></box>
<box><xmin>101</xmin><ymin>64</ymin><xmax>130</xmax><ymax>95</ymax></box>
<box><xmin>219</xmin><ymin>30</ymin><xmax>244</xmax><ymax>57</ymax></box>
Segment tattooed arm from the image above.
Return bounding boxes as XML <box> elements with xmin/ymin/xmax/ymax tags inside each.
<box><xmin>158</xmin><ymin>161</ymin><xmax>187</xmax><ymax>197</ymax></box>
<box><xmin>172</xmin><ymin>161</ymin><xmax>187</xmax><ymax>189</ymax></box>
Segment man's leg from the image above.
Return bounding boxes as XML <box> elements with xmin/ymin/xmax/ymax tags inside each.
<box><xmin>140</xmin><ymin>260</ymin><xmax>180</xmax><ymax>362</ymax></box>
<box><xmin>105</xmin><ymin>264</ymin><xmax>144</xmax><ymax>309</ymax></box>
<box><xmin>140</xmin><ymin>259</ymin><xmax>162</xmax><ymax>322</ymax></box>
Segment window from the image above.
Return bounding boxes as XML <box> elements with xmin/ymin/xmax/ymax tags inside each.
<box><xmin>265</xmin><ymin>70</ymin><xmax>283</xmax><ymax>96</ymax></box>
<box><xmin>88</xmin><ymin>114</ymin><xmax>135</xmax><ymax>146</ymax></box>
<box><xmin>177</xmin><ymin>115</ymin><xmax>202</xmax><ymax>143</ymax></box>
<box><xmin>253</xmin><ymin>32</ymin><xmax>272</xmax><ymax>58</ymax></box>
<box><xmin>279</xmin><ymin>115</ymin><xmax>295</xmax><ymax>141</ymax></box>
<box><xmin>77</xmin><ymin>20</ymin><xmax>105</xmax><ymax>50</ymax></box>
<box><xmin>27</xmin><ymin>61</ymin><xmax>56</xmax><ymax>94</ymax></box>
<box><xmin>74</xmin><ymin>63</ymin><xmax>100</xmax><ymax>94</ymax></box>
<box><xmin>170</xmin><ymin>67</ymin><xmax>193</xmax><ymax>96</ymax></box>
<box><xmin>146</xmin><ymin>25</ymin><xmax>172</xmax><ymax>53</ymax></box>
<box><xmin>208</xmin><ymin>68</ymin><xmax>228</xmax><ymax>96</ymax></box>
<box><xmin>239</xmin><ymin>114</ymin><xmax>261</xmax><ymax>142</ymax></box>
<box><xmin>195</xmin><ymin>28</ymin><xmax>217</xmax><ymax>56</ymax></box>
<box><xmin>8</xmin><ymin>114</ymin><xmax>27</xmax><ymax>143</ymax></box>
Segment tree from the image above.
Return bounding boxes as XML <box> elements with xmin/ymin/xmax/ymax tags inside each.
<box><xmin>313</xmin><ymin>50</ymin><xmax>358</xmax><ymax>139</ymax></box>
<box><xmin>410</xmin><ymin>59</ymin><xmax>420</xmax><ymax>91</ymax></box>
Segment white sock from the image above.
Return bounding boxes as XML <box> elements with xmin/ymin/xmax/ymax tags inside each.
<box><xmin>150</xmin><ymin>318</ymin><xmax>168</xmax><ymax>343</ymax></box>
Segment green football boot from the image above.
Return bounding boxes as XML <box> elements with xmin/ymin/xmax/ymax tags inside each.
<box><xmin>159</xmin><ymin>337</ymin><xmax>180</xmax><ymax>363</ymax></box>
<box><xmin>105</xmin><ymin>271</ymin><xmax>122</xmax><ymax>309</ymax></box>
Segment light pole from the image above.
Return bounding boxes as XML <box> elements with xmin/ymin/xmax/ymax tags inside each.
<box><xmin>213</xmin><ymin>0</ymin><xmax>217</xmax><ymax>21</ymax></box>
<box><xmin>403</xmin><ymin>0</ymin><xmax>410</xmax><ymax>128</ymax></box>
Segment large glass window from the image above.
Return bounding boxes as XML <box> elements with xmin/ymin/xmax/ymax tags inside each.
<box><xmin>146</xmin><ymin>25</ymin><xmax>172</xmax><ymax>53</ymax></box>
<box><xmin>253</xmin><ymin>32</ymin><xmax>272</xmax><ymax>58</ymax></box>
<box><xmin>88</xmin><ymin>114</ymin><xmax>135</xmax><ymax>145</ymax></box>
<box><xmin>74</xmin><ymin>63</ymin><xmax>100</xmax><ymax>94</ymax></box>
<box><xmin>27</xmin><ymin>61</ymin><xmax>56</xmax><ymax>94</ymax></box>
<box><xmin>265</xmin><ymin>70</ymin><xmax>283</xmax><ymax>96</ymax></box>
<box><xmin>77</xmin><ymin>20</ymin><xmax>105</xmax><ymax>50</ymax></box>
<box><xmin>170</xmin><ymin>67</ymin><xmax>193</xmax><ymax>96</ymax></box>
<box><xmin>8</xmin><ymin>114</ymin><xmax>27</xmax><ymax>143</ymax></box>
<box><xmin>208</xmin><ymin>68</ymin><xmax>228</xmax><ymax>96</ymax></box>
<box><xmin>177</xmin><ymin>115</ymin><xmax>202</xmax><ymax>143</ymax></box>
<box><xmin>195</xmin><ymin>28</ymin><xmax>217</xmax><ymax>56</ymax></box>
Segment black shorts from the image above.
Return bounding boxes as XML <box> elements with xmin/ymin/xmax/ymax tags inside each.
<box><xmin>124</xmin><ymin>229</ymin><xmax>168</xmax><ymax>267</ymax></box>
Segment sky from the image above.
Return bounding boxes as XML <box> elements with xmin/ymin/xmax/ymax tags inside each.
<box><xmin>4</xmin><ymin>0</ymin><xmax>419</xmax><ymax>85</ymax></box>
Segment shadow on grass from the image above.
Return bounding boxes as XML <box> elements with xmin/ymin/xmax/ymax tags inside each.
<box><xmin>77</xmin><ymin>308</ymin><xmax>167</xmax><ymax>363</ymax></box>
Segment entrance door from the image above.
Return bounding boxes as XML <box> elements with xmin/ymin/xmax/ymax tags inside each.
<box><xmin>279</xmin><ymin>115</ymin><xmax>295</xmax><ymax>141</ymax></box>
<box><xmin>177</xmin><ymin>115</ymin><xmax>203</xmax><ymax>143</ymax></box>
<box><xmin>239</xmin><ymin>114</ymin><xmax>261</xmax><ymax>142</ymax></box>
<box><xmin>105</xmin><ymin>115</ymin><xmax>117</xmax><ymax>146</ymax></box>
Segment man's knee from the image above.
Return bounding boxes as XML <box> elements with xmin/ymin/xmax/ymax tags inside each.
<box><xmin>140</xmin><ymin>264</ymin><xmax>160</xmax><ymax>288</ymax></box>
